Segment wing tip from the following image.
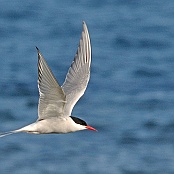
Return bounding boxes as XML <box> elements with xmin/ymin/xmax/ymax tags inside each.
<box><xmin>36</xmin><ymin>46</ymin><xmax>40</xmax><ymax>53</ymax></box>
<box><xmin>82</xmin><ymin>21</ymin><xmax>88</xmax><ymax>33</ymax></box>
<box><xmin>82</xmin><ymin>21</ymin><xmax>86</xmax><ymax>25</ymax></box>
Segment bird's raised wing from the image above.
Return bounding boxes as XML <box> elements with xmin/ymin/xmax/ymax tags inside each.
<box><xmin>62</xmin><ymin>21</ymin><xmax>91</xmax><ymax>116</ymax></box>
<box><xmin>36</xmin><ymin>47</ymin><xmax>66</xmax><ymax>120</ymax></box>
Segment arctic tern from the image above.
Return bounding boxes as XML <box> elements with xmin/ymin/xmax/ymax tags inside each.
<box><xmin>0</xmin><ymin>21</ymin><xmax>96</xmax><ymax>138</ymax></box>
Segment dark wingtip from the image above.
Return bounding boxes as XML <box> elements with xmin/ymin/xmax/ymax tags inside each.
<box><xmin>82</xmin><ymin>21</ymin><xmax>86</xmax><ymax>28</ymax></box>
<box><xmin>35</xmin><ymin>46</ymin><xmax>39</xmax><ymax>52</ymax></box>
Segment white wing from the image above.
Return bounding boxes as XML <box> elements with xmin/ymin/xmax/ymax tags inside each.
<box><xmin>62</xmin><ymin>21</ymin><xmax>91</xmax><ymax>116</ymax></box>
<box><xmin>36</xmin><ymin>47</ymin><xmax>66</xmax><ymax>120</ymax></box>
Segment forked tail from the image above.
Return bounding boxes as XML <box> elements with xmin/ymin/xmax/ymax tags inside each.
<box><xmin>0</xmin><ymin>130</ymin><xmax>17</xmax><ymax>138</ymax></box>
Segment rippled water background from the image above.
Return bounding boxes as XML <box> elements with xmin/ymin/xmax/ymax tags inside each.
<box><xmin>0</xmin><ymin>0</ymin><xmax>174</xmax><ymax>173</ymax></box>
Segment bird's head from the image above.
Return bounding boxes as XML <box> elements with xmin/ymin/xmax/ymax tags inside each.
<box><xmin>70</xmin><ymin>116</ymin><xmax>97</xmax><ymax>131</ymax></box>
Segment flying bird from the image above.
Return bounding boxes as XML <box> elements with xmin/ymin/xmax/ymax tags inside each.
<box><xmin>0</xmin><ymin>21</ymin><xmax>96</xmax><ymax>137</ymax></box>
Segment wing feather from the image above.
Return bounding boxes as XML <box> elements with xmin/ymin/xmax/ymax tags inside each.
<box><xmin>62</xmin><ymin>21</ymin><xmax>91</xmax><ymax>116</ymax></box>
<box><xmin>36</xmin><ymin>47</ymin><xmax>66</xmax><ymax>120</ymax></box>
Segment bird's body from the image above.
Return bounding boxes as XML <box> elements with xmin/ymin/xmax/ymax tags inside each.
<box><xmin>0</xmin><ymin>21</ymin><xmax>96</xmax><ymax>138</ymax></box>
<box><xmin>17</xmin><ymin>117</ymin><xmax>87</xmax><ymax>134</ymax></box>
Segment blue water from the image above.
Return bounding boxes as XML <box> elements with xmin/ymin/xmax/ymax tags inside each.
<box><xmin>0</xmin><ymin>0</ymin><xmax>174</xmax><ymax>173</ymax></box>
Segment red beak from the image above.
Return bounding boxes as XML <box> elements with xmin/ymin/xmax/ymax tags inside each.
<box><xmin>86</xmin><ymin>125</ymin><xmax>97</xmax><ymax>131</ymax></box>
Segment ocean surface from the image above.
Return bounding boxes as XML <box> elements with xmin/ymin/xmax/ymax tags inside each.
<box><xmin>0</xmin><ymin>0</ymin><xmax>174</xmax><ymax>173</ymax></box>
